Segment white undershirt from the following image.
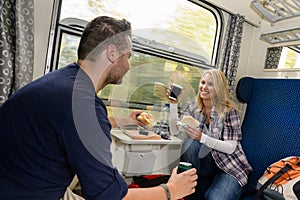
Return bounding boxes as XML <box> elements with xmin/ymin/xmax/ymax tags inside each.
<box><xmin>169</xmin><ymin>103</ymin><xmax>237</xmax><ymax>154</ymax></box>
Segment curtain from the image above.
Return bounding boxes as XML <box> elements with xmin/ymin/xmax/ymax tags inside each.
<box><xmin>217</xmin><ymin>14</ymin><xmax>245</xmax><ymax>95</ymax></box>
<box><xmin>264</xmin><ymin>47</ymin><xmax>283</xmax><ymax>69</ymax></box>
<box><xmin>0</xmin><ymin>0</ymin><xmax>34</xmax><ymax>104</ymax></box>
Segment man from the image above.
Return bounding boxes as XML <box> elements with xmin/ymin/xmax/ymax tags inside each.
<box><xmin>0</xmin><ymin>16</ymin><xmax>197</xmax><ymax>200</ymax></box>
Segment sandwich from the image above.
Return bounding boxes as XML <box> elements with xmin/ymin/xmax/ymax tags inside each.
<box><xmin>180</xmin><ymin>115</ymin><xmax>200</xmax><ymax>128</ymax></box>
<box><xmin>137</xmin><ymin>112</ymin><xmax>155</xmax><ymax>127</ymax></box>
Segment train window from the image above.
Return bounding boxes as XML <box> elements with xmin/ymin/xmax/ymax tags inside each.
<box><xmin>265</xmin><ymin>46</ymin><xmax>300</xmax><ymax>70</ymax></box>
<box><xmin>261</xmin><ymin>29</ymin><xmax>300</xmax><ymax>70</ymax></box>
<box><xmin>278</xmin><ymin>47</ymin><xmax>300</xmax><ymax>69</ymax></box>
<box><xmin>58</xmin><ymin>0</ymin><xmax>221</xmax><ymax>66</ymax></box>
<box><xmin>48</xmin><ymin>0</ymin><xmax>222</xmax><ymax>118</ymax></box>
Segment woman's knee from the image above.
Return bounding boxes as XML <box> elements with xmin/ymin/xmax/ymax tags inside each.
<box><xmin>182</xmin><ymin>138</ymin><xmax>201</xmax><ymax>155</ymax></box>
<box><xmin>181</xmin><ymin>138</ymin><xmax>202</xmax><ymax>168</ymax></box>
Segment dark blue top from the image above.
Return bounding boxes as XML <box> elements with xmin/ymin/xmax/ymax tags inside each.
<box><xmin>0</xmin><ymin>63</ymin><xmax>128</xmax><ymax>200</ymax></box>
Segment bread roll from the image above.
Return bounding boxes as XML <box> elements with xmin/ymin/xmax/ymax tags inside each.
<box><xmin>181</xmin><ymin>115</ymin><xmax>200</xmax><ymax>128</ymax></box>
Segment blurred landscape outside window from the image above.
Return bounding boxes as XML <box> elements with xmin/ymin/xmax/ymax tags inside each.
<box><xmin>56</xmin><ymin>0</ymin><xmax>220</xmax><ymax>119</ymax></box>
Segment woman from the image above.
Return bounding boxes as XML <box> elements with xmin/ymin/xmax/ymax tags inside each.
<box><xmin>167</xmin><ymin>69</ymin><xmax>252</xmax><ymax>200</ymax></box>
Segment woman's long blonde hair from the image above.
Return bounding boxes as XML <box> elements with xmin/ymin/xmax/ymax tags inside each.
<box><xmin>197</xmin><ymin>69</ymin><xmax>238</xmax><ymax>115</ymax></box>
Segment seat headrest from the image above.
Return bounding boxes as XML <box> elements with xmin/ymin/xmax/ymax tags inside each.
<box><xmin>236</xmin><ymin>77</ymin><xmax>254</xmax><ymax>103</ymax></box>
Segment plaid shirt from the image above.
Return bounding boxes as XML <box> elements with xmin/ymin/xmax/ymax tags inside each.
<box><xmin>180</xmin><ymin>98</ymin><xmax>253</xmax><ymax>186</ymax></box>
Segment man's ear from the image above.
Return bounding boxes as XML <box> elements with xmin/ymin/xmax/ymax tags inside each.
<box><xmin>106</xmin><ymin>44</ymin><xmax>118</xmax><ymax>63</ymax></box>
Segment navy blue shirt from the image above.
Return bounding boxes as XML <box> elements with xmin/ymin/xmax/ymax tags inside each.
<box><xmin>0</xmin><ymin>63</ymin><xmax>128</xmax><ymax>199</ymax></box>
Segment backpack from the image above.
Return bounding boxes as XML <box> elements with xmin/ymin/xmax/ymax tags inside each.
<box><xmin>255</xmin><ymin>156</ymin><xmax>300</xmax><ymax>200</ymax></box>
<box><xmin>128</xmin><ymin>174</ymin><xmax>185</xmax><ymax>200</ymax></box>
<box><xmin>128</xmin><ymin>174</ymin><xmax>170</xmax><ymax>188</ymax></box>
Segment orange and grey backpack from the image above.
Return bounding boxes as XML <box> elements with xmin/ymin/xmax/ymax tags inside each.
<box><xmin>255</xmin><ymin>156</ymin><xmax>300</xmax><ymax>200</ymax></box>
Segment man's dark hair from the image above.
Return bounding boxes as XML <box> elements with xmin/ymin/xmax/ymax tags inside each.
<box><xmin>77</xmin><ymin>16</ymin><xmax>132</xmax><ymax>61</ymax></box>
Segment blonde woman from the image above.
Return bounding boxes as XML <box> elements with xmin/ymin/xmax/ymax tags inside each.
<box><xmin>167</xmin><ymin>69</ymin><xmax>252</xmax><ymax>200</ymax></box>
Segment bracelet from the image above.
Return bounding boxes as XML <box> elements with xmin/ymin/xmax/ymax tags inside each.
<box><xmin>160</xmin><ymin>183</ymin><xmax>171</xmax><ymax>200</ymax></box>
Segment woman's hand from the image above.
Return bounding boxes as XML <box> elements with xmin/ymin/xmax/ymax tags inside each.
<box><xmin>167</xmin><ymin>167</ymin><xmax>197</xmax><ymax>200</ymax></box>
<box><xmin>185</xmin><ymin>126</ymin><xmax>202</xmax><ymax>141</ymax></box>
<box><xmin>166</xmin><ymin>85</ymin><xmax>179</xmax><ymax>104</ymax></box>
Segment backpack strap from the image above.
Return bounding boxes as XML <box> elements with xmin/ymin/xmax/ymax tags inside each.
<box><xmin>254</xmin><ymin>164</ymin><xmax>292</xmax><ymax>200</ymax></box>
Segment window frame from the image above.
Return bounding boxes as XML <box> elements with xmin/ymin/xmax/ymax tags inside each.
<box><xmin>46</xmin><ymin>0</ymin><xmax>223</xmax><ymax>73</ymax></box>
<box><xmin>44</xmin><ymin>0</ymin><xmax>225</xmax><ymax>113</ymax></box>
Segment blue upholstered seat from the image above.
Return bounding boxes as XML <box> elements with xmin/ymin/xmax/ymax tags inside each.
<box><xmin>236</xmin><ymin>77</ymin><xmax>300</xmax><ymax>199</ymax></box>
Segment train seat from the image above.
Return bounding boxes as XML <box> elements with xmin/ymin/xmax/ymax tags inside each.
<box><xmin>236</xmin><ymin>77</ymin><xmax>300</xmax><ymax>199</ymax></box>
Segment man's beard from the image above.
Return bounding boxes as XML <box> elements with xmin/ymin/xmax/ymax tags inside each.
<box><xmin>105</xmin><ymin>72</ymin><xmax>124</xmax><ymax>85</ymax></box>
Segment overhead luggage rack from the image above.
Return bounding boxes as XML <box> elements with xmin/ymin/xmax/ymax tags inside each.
<box><xmin>260</xmin><ymin>28</ymin><xmax>300</xmax><ymax>43</ymax></box>
<box><xmin>251</xmin><ymin>0</ymin><xmax>300</xmax><ymax>23</ymax></box>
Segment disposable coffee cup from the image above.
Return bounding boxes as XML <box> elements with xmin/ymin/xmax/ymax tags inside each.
<box><xmin>177</xmin><ymin>162</ymin><xmax>193</xmax><ymax>173</ymax></box>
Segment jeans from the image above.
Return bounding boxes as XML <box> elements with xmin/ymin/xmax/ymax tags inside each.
<box><xmin>181</xmin><ymin>138</ymin><xmax>243</xmax><ymax>200</ymax></box>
